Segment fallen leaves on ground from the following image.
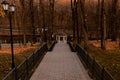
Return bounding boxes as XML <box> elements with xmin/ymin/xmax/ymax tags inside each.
<box><xmin>91</xmin><ymin>41</ymin><xmax>119</xmax><ymax>50</ymax></box>
<box><xmin>0</xmin><ymin>46</ymin><xmax>37</xmax><ymax>54</ymax></box>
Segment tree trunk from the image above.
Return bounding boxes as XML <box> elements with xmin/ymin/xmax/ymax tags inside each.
<box><xmin>100</xmin><ymin>0</ymin><xmax>106</xmax><ymax>50</ymax></box>
<box><xmin>40</xmin><ymin>0</ymin><xmax>47</xmax><ymax>42</ymax></box>
<box><xmin>49</xmin><ymin>0</ymin><xmax>55</xmax><ymax>41</ymax></box>
<box><xmin>79</xmin><ymin>0</ymin><xmax>89</xmax><ymax>49</ymax></box>
<box><xmin>71</xmin><ymin>0</ymin><xmax>76</xmax><ymax>41</ymax></box>
<box><xmin>119</xmin><ymin>28</ymin><xmax>120</xmax><ymax>49</ymax></box>
<box><xmin>19</xmin><ymin>0</ymin><xmax>27</xmax><ymax>46</ymax></box>
<box><xmin>15</xmin><ymin>10</ymin><xmax>21</xmax><ymax>46</ymax></box>
<box><xmin>30</xmin><ymin>0</ymin><xmax>35</xmax><ymax>45</ymax></box>
<box><xmin>111</xmin><ymin>0</ymin><xmax>118</xmax><ymax>41</ymax></box>
<box><xmin>74</xmin><ymin>0</ymin><xmax>80</xmax><ymax>44</ymax></box>
<box><xmin>97</xmin><ymin>0</ymin><xmax>100</xmax><ymax>41</ymax></box>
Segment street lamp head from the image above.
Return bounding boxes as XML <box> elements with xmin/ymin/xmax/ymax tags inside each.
<box><xmin>1</xmin><ymin>0</ymin><xmax>9</xmax><ymax>11</ymax></box>
<box><xmin>9</xmin><ymin>3</ymin><xmax>15</xmax><ymax>12</ymax></box>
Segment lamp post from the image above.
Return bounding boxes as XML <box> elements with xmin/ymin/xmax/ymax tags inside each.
<box><xmin>1</xmin><ymin>0</ymin><xmax>16</xmax><ymax>69</ymax></box>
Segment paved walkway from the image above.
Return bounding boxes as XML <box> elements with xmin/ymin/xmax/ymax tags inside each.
<box><xmin>30</xmin><ymin>43</ymin><xmax>91</xmax><ymax>80</ymax></box>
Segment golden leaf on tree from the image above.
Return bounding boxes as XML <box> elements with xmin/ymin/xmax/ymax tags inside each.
<box><xmin>0</xmin><ymin>4</ymin><xmax>5</xmax><ymax>17</ymax></box>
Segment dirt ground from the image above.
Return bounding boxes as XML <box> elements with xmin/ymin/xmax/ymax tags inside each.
<box><xmin>0</xmin><ymin>46</ymin><xmax>37</xmax><ymax>54</ymax></box>
<box><xmin>91</xmin><ymin>41</ymin><xmax>119</xmax><ymax>50</ymax></box>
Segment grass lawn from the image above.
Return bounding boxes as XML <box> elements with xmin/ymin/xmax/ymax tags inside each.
<box><xmin>0</xmin><ymin>46</ymin><xmax>39</xmax><ymax>80</ymax></box>
<box><xmin>87</xmin><ymin>45</ymin><xmax>120</xmax><ymax>80</ymax></box>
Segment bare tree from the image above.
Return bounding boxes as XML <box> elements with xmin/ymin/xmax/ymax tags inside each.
<box><xmin>119</xmin><ymin>29</ymin><xmax>120</xmax><ymax>49</ymax></box>
<box><xmin>39</xmin><ymin>0</ymin><xmax>47</xmax><ymax>42</ymax></box>
<box><xmin>110</xmin><ymin>0</ymin><xmax>118</xmax><ymax>41</ymax></box>
<box><xmin>74</xmin><ymin>0</ymin><xmax>80</xmax><ymax>44</ymax></box>
<box><xmin>100</xmin><ymin>0</ymin><xmax>107</xmax><ymax>49</ymax></box>
<box><xmin>15</xmin><ymin>5</ymin><xmax>22</xmax><ymax>46</ymax></box>
<box><xmin>29</xmin><ymin>0</ymin><xmax>36</xmax><ymax>45</ymax></box>
<box><xmin>96</xmin><ymin>0</ymin><xmax>100</xmax><ymax>41</ymax></box>
<box><xmin>78</xmin><ymin>0</ymin><xmax>89</xmax><ymax>49</ymax></box>
<box><xmin>0</xmin><ymin>5</ymin><xmax>5</xmax><ymax>17</ymax></box>
<box><xmin>19</xmin><ymin>0</ymin><xmax>27</xmax><ymax>46</ymax></box>
<box><xmin>49</xmin><ymin>0</ymin><xmax>55</xmax><ymax>40</ymax></box>
<box><xmin>71</xmin><ymin>0</ymin><xmax>76</xmax><ymax>41</ymax></box>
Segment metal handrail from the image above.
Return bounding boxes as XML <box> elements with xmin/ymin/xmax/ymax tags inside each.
<box><xmin>76</xmin><ymin>44</ymin><xmax>115</xmax><ymax>80</ymax></box>
<box><xmin>3</xmin><ymin>43</ymin><xmax>48</xmax><ymax>80</ymax></box>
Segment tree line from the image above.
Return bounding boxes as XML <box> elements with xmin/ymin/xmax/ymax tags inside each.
<box><xmin>0</xmin><ymin>0</ymin><xmax>120</xmax><ymax>49</ymax></box>
<box><xmin>0</xmin><ymin>0</ymin><xmax>57</xmax><ymax>46</ymax></box>
<box><xmin>71</xmin><ymin>0</ymin><xmax>120</xmax><ymax>49</ymax></box>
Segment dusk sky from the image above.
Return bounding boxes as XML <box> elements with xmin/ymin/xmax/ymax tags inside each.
<box><xmin>56</xmin><ymin>0</ymin><xmax>70</xmax><ymax>5</ymax></box>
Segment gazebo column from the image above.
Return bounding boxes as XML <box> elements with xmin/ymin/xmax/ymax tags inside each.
<box><xmin>58</xmin><ymin>36</ymin><xmax>60</xmax><ymax>43</ymax></box>
<box><xmin>64</xmin><ymin>36</ymin><xmax>66</xmax><ymax>43</ymax></box>
<box><xmin>56</xmin><ymin>36</ymin><xmax>58</xmax><ymax>41</ymax></box>
<box><xmin>63</xmin><ymin>36</ymin><xmax>65</xmax><ymax>43</ymax></box>
<box><xmin>63</xmin><ymin>36</ymin><xmax>67</xmax><ymax>43</ymax></box>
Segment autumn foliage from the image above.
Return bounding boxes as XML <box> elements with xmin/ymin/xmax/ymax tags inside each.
<box><xmin>0</xmin><ymin>4</ymin><xmax>5</xmax><ymax>17</ymax></box>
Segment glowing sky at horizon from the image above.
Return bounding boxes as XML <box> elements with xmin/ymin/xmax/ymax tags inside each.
<box><xmin>56</xmin><ymin>0</ymin><xmax>70</xmax><ymax>4</ymax></box>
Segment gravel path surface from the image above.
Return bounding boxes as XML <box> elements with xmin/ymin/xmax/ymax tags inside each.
<box><xmin>30</xmin><ymin>43</ymin><xmax>91</xmax><ymax>80</ymax></box>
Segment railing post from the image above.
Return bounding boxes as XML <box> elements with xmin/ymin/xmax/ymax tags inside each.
<box><xmin>41</xmin><ymin>45</ymin><xmax>44</xmax><ymax>53</ymax></box>
<box><xmin>44</xmin><ymin>44</ymin><xmax>46</xmax><ymax>52</ymax></box>
<box><xmin>15</xmin><ymin>67</ymin><xmax>18</xmax><ymax>80</ymax></box>
<box><xmin>101</xmin><ymin>67</ymin><xmax>104</xmax><ymax>80</ymax></box>
<box><xmin>86</xmin><ymin>53</ymin><xmax>89</xmax><ymax>68</ymax></box>
<box><xmin>37</xmin><ymin>50</ymin><xmax>39</xmax><ymax>61</ymax></box>
<box><xmin>91</xmin><ymin>58</ymin><xmax>95</xmax><ymax>78</ymax></box>
<box><xmin>32</xmin><ymin>53</ymin><xmax>35</xmax><ymax>66</ymax></box>
<box><xmin>25</xmin><ymin>58</ymin><xmax>29</xmax><ymax>78</ymax></box>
